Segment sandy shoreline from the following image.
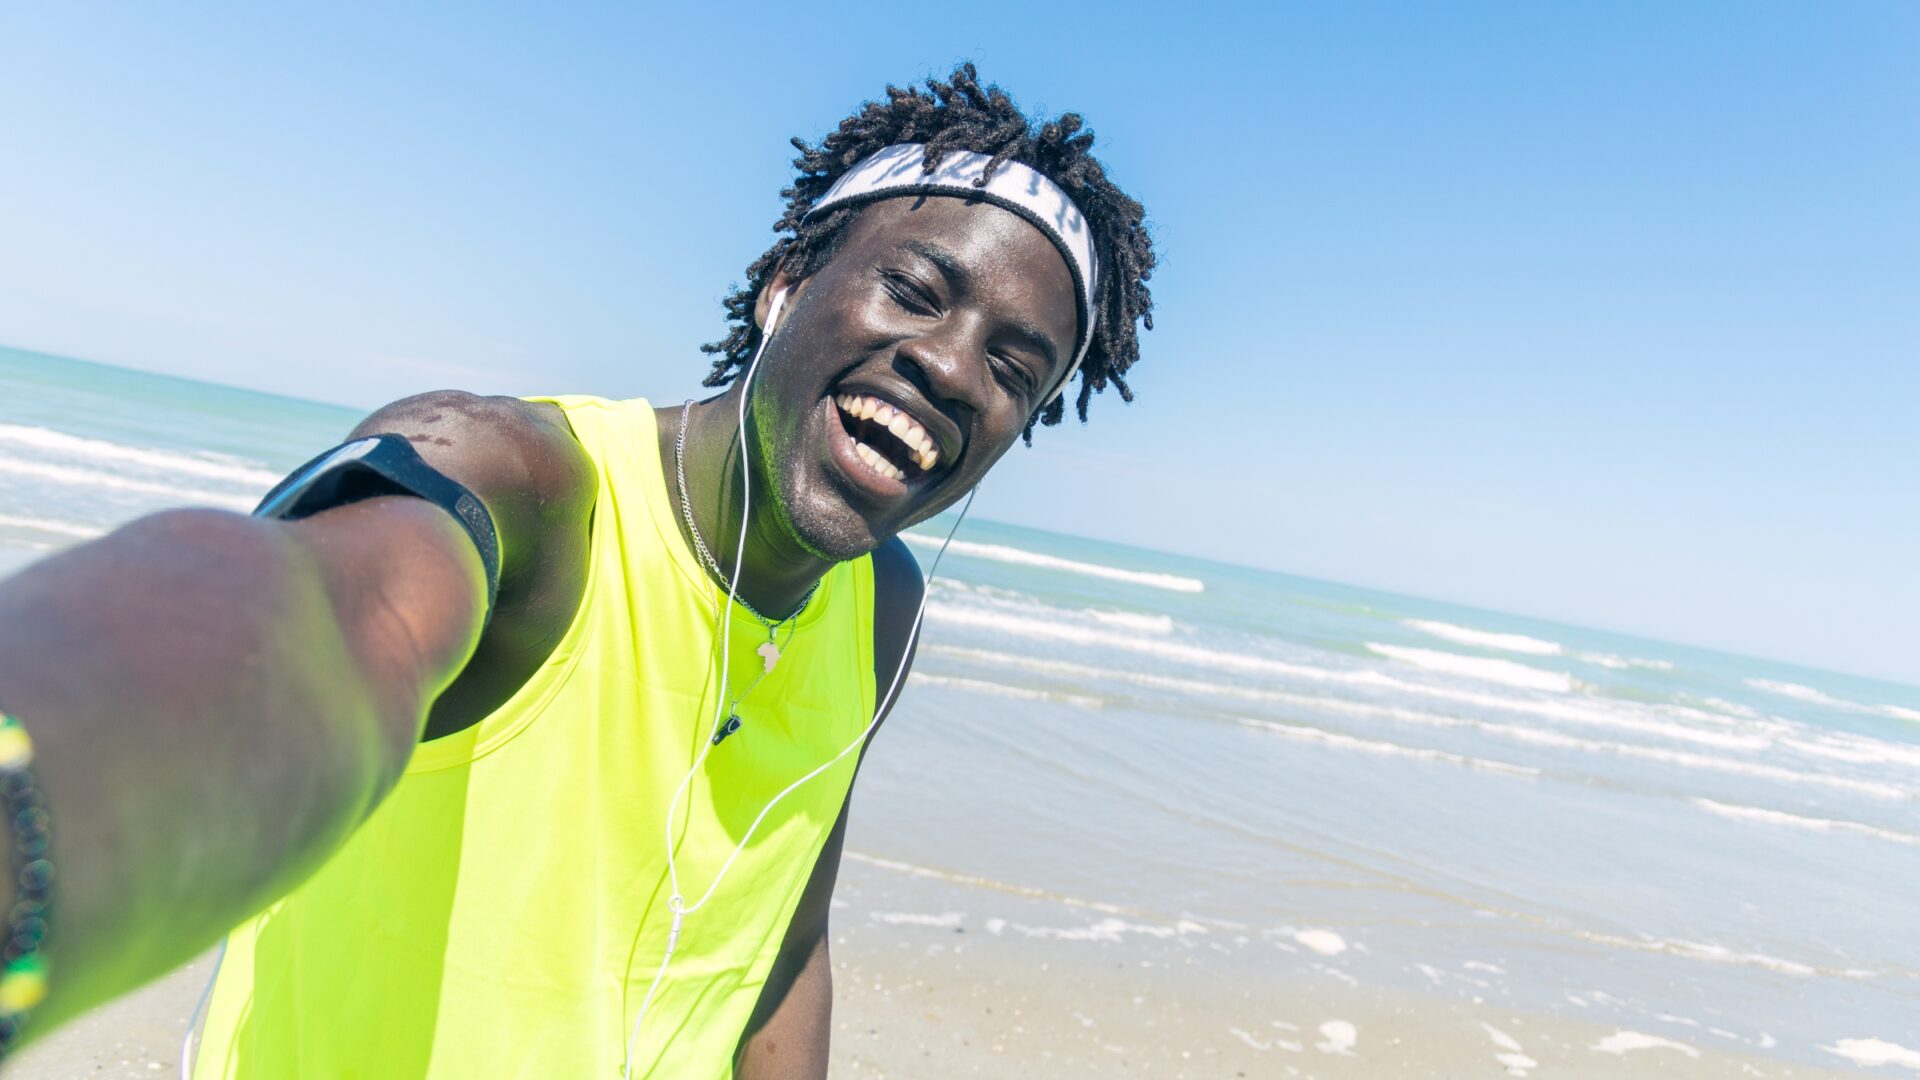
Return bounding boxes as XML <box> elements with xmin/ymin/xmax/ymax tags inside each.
<box><xmin>10</xmin><ymin>853</ymin><xmax>1877</xmax><ymax>1078</ymax></box>
<box><xmin>824</xmin><ymin>855</ymin><xmax>1870</xmax><ymax>1079</ymax></box>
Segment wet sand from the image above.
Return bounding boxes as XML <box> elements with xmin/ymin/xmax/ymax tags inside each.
<box><xmin>10</xmin><ymin>854</ymin><xmax>1872</xmax><ymax>1078</ymax></box>
<box><xmin>824</xmin><ymin>855</ymin><xmax>1868</xmax><ymax>1080</ymax></box>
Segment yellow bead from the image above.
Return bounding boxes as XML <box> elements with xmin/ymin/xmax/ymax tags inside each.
<box><xmin>0</xmin><ymin>726</ymin><xmax>32</xmax><ymax>771</ymax></box>
<box><xmin>0</xmin><ymin>968</ymin><xmax>47</xmax><ymax>1012</ymax></box>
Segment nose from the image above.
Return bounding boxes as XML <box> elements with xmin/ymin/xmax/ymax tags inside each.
<box><xmin>895</xmin><ymin>315</ymin><xmax>990</xmax><ymax>415</ymax></box>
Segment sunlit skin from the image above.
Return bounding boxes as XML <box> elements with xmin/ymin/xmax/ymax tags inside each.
<box><xmin>661</xmin><ymin>195</ymin><xmax>1081</xmax><ymax>617</ymax></box>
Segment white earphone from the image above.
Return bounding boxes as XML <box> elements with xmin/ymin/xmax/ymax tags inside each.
<box><xmin>765</xmin><ymin>285</ymin><xmax>790</xmax><ymax>335</ymax></box>
<box><xmin>622</xmin><ymin>286</ymin><xmax>973</xmax><ymax>1076</ymax></box>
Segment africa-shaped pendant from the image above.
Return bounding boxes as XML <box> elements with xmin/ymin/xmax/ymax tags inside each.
<box><xmin>756</xmin><ymin>639</ymin><xmax>781</xmax><ymax>673</ymax></box>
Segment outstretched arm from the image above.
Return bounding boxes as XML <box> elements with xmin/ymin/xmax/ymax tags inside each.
<box><xmin>0</xmin><ymin>390</ymin><xmax>591</xmax><ymax>1046</ymax></box>
<box><xmin>0</xmin><ymin>498</ymin><xmax>485</xmax><ymax>1039</ymax></box>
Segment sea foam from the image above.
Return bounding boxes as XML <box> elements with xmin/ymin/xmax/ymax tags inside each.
<box><xmin>1082</xmin><ymin>608</ymin><xmax>1176</xmax><ymax>634</ymax></box>
<box><xmin>1823</xmin><ymin>1038</ymin><xmax>1920</xmax><ymax>1070</ymax></box>
<box><xmin>867</xmin><ymin>911</ymin><xmax>966</xmax><ymax>928</ymax></box>
<box><xmin>908</xmin><ymin>673</ymin><xmax>1104</xmax><ymax>710</ymax></box>
<box><xmin>1591</xmin><ymin>1031</ymin><xmax>1699</xmax><ymax>1058</ymax></box>
<box><xmin>1367</xmin><ymin>644</ymin><xmax>1573</xmax><ymax>693</ymax></box>
<box><xmin>0</xmin><ymin>458</ymin><xmax>258</xmax><ymax>512</ymax></box>
<box><xmin>1746</xmin><ymin>678</ymin><xmax>1920</xmax><ymax>724</ymax></box>
<box><xmin>927</xmin><ymin>602</ymin><xmax>1326</xmax><ymax>679</ymax></box>
<box><xmin>1485</xmin><ymin>724</ymin><xmax>1912</xmax><ymax>800</ymax></box>
<box><xmin>1747</xmin><ymin>678</ymin><xmax>1847</xmax><ymax>706</ymax></box>
<box><xmin>1580</xmin><ymin>652</ymin><xmax>1675</xmax><ymax>671</ymax></box>
<box><xmin>901</xmin><ymin>532</ymin><xmax>1204</xmax><ymax>592</ymax></box>
<box><xmin>1576</xmin><ymin>932</ymin><xmax>1820</xmax><ymax>977</ymax></box>
<box><xmin>932</xmin><ymin>641</ymin><xmax>1905</xmax><ymax>798</ymax></box>
<box><xmin>1691</xmin><ymin>797</ymin><xmax>1920</xmax><ymax>847</ymax></box>
<box><xmin>1315</xmin><ymin>1020</ymin><xmax>1358</xmax><ymax>1056</ymax></box>
<box><xmin>933</xmin><ymin>625</ymin><xmax>1777</xmax><ymax>753</ymax></box>
<box><xmin>843</xmin><ymin>852</ymin><xmax>1132</xmax><ymax>916</ymax></box>
<box><xmin>1292</xmin><ymin>929</ymin><xmax>1347</xmax><ymax>955</ymax></box>
<box><xmin>1234</xmin><ymin>717</ymin><xmax>1540</xmax><ymax>778</ymax></box>
<box><xmin>0</xmin><ymin>514</ymin><xmax>105</xmax><ymax>539</ymax></box>
<box><xmin>1403</xmin><ymin>619</ymin><xmax>1562</xmax><ymax>656</ymax></box>
<box><xmin>0</xmin><ymin>423</ymin><xmax>281</xmax><ymax>486</ymax></box>
<box><xmin>1783</xmin><ymin>733</ymin><xmax>1920</xmax><ymax>770</ymax></box>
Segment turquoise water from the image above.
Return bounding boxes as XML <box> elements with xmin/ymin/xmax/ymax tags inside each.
<box><xmin>3</xmin><ymin>344</ymin><xmax>1916</xmax><ymax>1070</ymax></box>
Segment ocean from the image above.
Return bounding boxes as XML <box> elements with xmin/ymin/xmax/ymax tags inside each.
<box><xmin>3</xmin><ymin>343</ymin><xmax>1915</xmax><ymax>1074</ymax></box>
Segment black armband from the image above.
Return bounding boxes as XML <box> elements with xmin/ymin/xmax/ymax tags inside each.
<box><xmin>253</xmin><ymin>434</ymin><xmax>502</xmax><ymax>619</ymax></box>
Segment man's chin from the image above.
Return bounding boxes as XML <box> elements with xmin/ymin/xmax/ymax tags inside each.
<box><xmin>774</xmin><ymin>484</ymin><xmax>889</xmax><ymax>564</ymax></box>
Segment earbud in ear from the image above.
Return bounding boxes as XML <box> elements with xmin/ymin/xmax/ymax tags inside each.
<box><xmin>764</xmin><ymin>287</ymin><xmax>792</xmax><ymax>337</ymax></box>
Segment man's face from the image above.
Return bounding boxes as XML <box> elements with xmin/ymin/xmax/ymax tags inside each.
<box><xmin>746</xmin><ymin>196</ymin><xmax>1081</xmax><ymax>560</ymax></box>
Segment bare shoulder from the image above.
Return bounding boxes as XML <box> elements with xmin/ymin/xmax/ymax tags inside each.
<box><xmin>341</xmin><ymin>392</ymin><xmax>599</xmax><ymax>735</ymax></box>
<box><xmin>350</xmin><ymin>391</ymin><xmax>593</xmax><ymax>509</ymax></box>
<box><xmin>350</xmin><ymin>391</ymin><xmax>596</xmax><ymax>576</ymax></box>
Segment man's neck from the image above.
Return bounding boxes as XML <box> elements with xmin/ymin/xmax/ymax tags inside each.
<box><xmin>663</xmin><ymin>393</ymin><xmax>832</xmax><ymax>620</ymax></box>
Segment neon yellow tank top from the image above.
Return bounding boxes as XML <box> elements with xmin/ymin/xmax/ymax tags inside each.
<box><xmin>194</xmin><ymin>396</ymin><xmax>876</xmax><ymax>1079</ymax></box>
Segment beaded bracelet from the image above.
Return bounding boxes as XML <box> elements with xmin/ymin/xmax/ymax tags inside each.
<box><xmin>0</xmin><ymin>710</ymin><xmax>51</xmax><ymax>1057</ymax></box>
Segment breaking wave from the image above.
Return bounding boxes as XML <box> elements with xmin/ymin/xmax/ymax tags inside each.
<box><xmin>1691</xmin><ymin>798</ymin><xmax>1920</xmax><ymax>847</ymax></box>
<box><xmin>0</xmin><ymin>458</ymin><xmax>258</xmax><ymax>511</ymax></box>
<box><xmin>1573</xmin><ymin>930</ymin><xmax>1829</xmax><ymax>978</ymax></box>
<box><xmin>0</xmin><ymin>514</ymin><xmax>105</xmax><ymax>540</ymax></box>
<box><xmin>1403</xmin><ymin>619</ymin><xmax>1562</xmax><ymax>656</ymax></box>
<box><xmin>1580</xmin><ymin>652</ymin><xmax>1675</xmax><ymax>671</ymax></box>
<box><xmin>908</xmin><ymin>672</ymin><xmax>1104</xmax><ymax>709</ymax></box>
<box><xmin>1367</xmin><ymin>644</ymin><xmax>1574</xmax><ymax>693</ymax></box>
<box><xmin>1400</xmin><ymin>618</ymin><xmax>1675</xmax><ymax>674</ymax></box>
<box><xmin>931</xmin><ymin>644</ymin><xmax>1774</xmax><ymax>753</ymax></box>
<box><xmin>0</xmin><ymin>423</ymin><xmax>280</xmax><ymax>487</ymax></box>
<box><xmin>900</xmin><ymin>532</ymin><xmax>1204</xmax><ymax>592</ymax></box>
<box><xmin>1234</xmin><ymin>716</ymin><xmax>1540</xmax><ymax>777</ymax></box>
<box><xmin>924</xmin><ymin>639</ymin><xmax>1918</xmax><ymax>799</ymax></box>
<box><xmin>1746</xmin><ymin>678</ymin><xmax>1920</xmax><ymax>724</ymax></box>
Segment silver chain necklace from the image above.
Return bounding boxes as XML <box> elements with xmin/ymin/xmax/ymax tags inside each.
<box><xmin>675</xmin><ymin>400</ymin><xmax>818</xmax><ymax>725</ymax></box>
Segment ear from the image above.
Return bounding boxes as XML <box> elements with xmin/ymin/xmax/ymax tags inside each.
<box><xmin>753</xmin><ymin>262</ymin><xmax>807</xmax><ymax>332</ymax></box>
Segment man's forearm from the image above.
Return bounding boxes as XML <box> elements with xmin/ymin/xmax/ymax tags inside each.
<box><xmin>0</xmin><ymin>503</ymin><xmax>482</xmax><ymax>1039</ymax></box>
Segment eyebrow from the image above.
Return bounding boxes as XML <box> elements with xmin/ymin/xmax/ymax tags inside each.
<box><xmin>902</xmin><ymin>239</ymin><xmax>1063</xmax><ymax>374</ymax></box>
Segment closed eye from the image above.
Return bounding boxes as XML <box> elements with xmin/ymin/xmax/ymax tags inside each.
<box><xmin>881</xmin><ymin>271</ymin><xmax>940</xmax><ymax>316</ymax></box>
<box><xmin>990</xmin><ymin>352</ymin><xmax>1038</xmax><ymax>398</ymax></box>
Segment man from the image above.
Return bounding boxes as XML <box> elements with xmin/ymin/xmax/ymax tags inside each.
<box><xmin>0</xmin><ymin>63</ymin><xmax>1154</xmax><ymax>1076</ymax></box>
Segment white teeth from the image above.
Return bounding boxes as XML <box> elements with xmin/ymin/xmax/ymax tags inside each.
<box><xmin>835</xmin><ymin>391</ymin><xmax>942</xmax><ymax>475</ymax></box>
<box><xmin>853</xmin><ymin>439</ymin><xmax>905</xmax><ymax>481</ymax></box>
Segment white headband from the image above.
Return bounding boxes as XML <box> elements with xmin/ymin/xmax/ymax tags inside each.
<box><xmin>804</xmin><ymin>143</ymin><xmax>1099</xmax><ymax>404</ymax></box>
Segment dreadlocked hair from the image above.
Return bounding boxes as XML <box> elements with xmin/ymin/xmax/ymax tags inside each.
<box><xmin>701</xmin><ymin>62</ymin><xmax>1155</xmax><ymax>437</ymax></box>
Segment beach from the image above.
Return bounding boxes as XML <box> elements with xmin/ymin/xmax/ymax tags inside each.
<box><xmin>9</xmin><ymin>860</ymin><xmax>1873</xmax><ymax>1078</ymax></box>
<box><xmin>3</xmin><ymin>343</ymin><xmax>1918</xmax><ymax>1077</ymax></box>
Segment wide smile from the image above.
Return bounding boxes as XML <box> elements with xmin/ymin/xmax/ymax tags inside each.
<box><xmin>824</xmin><ymin>390</ymin><xmax>948</xmax><ymax>501</ymax></box>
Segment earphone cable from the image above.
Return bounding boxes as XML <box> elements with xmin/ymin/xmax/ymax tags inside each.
<box><xmin>622</xmin><ymin>488</ymin><xmax>972</xmax><ymax>1078</ymax></box>
<box><xmin>625</xmin><ymin>288</ymin><xmax>978</xmax><ymax>1077</ymax></box>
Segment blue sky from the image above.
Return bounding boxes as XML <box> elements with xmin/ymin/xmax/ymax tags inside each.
<box><xmin>1</xmin><ymin>3</ymin><xmax>1914</xmax><ymax>683</ymax></box>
